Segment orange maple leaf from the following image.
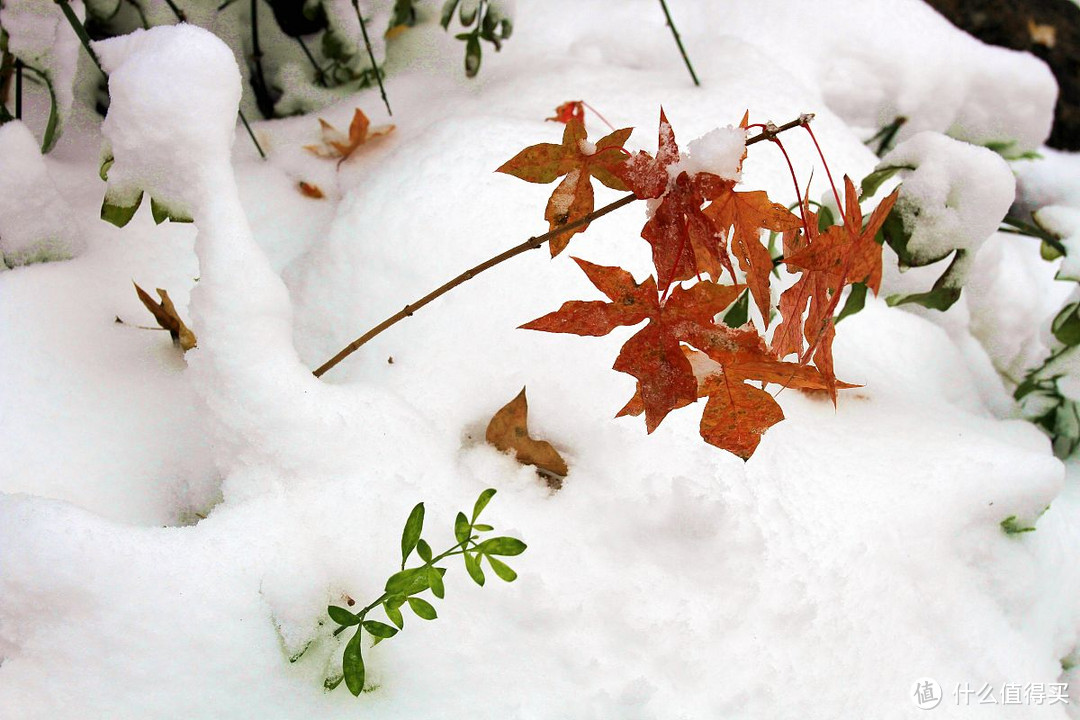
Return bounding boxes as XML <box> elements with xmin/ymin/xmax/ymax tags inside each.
<box><xmin>702</xmin><ymin>184</ymin><xmax>802</xmax><ymax>323</ymax></box>
<box><xmin>304</xmin><ymin>108</ymin><xmax>394</xmax><ymax>166</ymax></box>
<box><xmin>497</xmin><ymin>117</ymin><xmax>631</xmax><ymax>255</ymax></box>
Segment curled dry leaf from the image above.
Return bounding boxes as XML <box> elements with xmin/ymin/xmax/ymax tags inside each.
<box><xmin>133</xmin><ymin>282</ymin><xmax>197</xmax><ymax>351</ymax></box>
<box><xmin>304</xmin><ymin>108</ymin><xmax>394</xmax><ymax>166</ymax></box>
<box><xmin>298</xmin><ymin>181</ymin><xmax>324</xmax><ymax>199</ymax></box>
<box><xmin>485</xmin><ymin>388</ymin><xmax>569</xmax><ymax>481</ymax></box>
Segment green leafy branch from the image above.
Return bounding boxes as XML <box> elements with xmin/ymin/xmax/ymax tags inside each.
<box><xmin>440</xmin><ymin>0</ymin><xmax>512</xmax><ymax>78</ymax></box>
<box><xmin>326</xmin><ymin>488</ymin><xmax>526</xmax><ymax>696</ymax></box>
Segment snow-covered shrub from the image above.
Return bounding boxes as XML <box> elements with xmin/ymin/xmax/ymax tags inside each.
<box><xmin>0</xmin><ymin>120</ymin><xmax>83</xmax><ymax>267</ymax></box>
<box><xmin>869</xmin><ymin>132</ymin><xmax>1015</xmax><ymax>311</ymax></box>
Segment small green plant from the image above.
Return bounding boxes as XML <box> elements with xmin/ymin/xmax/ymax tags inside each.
<box><xmin>1000</xmin><ymin>515</ymin><xmax>1037</xmax><ymax>535</ymax></box>
<box><xmin>326</xmin><ymin>488</ymin><xmax>526</xmax><ymax>696</ymax></box>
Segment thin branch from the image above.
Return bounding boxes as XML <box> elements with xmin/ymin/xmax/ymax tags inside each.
<box><xmin>55</xmin><ymin>0</ymin><xmax>105</xmax><ymax>75</ymax></box>
<box><xmin>238</xmin><ymin>109</ymin><xmax>266</xmax><ymax>159</ymax></box>
<box><xmin>351</xmin><ymin>0</ymin><xmax>391</xmax><ymax>116</ymax></box>
<box><xmin>14</xmin><ymin>59</ymin><xmax>21</xmax><ymax>119</ymax></box>
<box><xmin>313</xmin><ymin>115</ymin><xmax>812</xmax><ymax>378</ymax></box>
<box><xmin>162</xmin><ymin>0</ymin><xmax>187</xmax><ymax>22</ymax></box>
<box><xmin>295</xmin><ymin>36</ymin><xmax>328</xmax><ymax>87</ymax></box>
<box><xmin>657</xmin><ymin>0</ymin><xmax>699</xmax><ymax>87</ymax></box>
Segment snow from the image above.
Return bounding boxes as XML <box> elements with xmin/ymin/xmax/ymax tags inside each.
<box><xmin>670</xmin><ymin>124</ymin><xmax>746</xmax><ymax>181</ymax></box>
<box><xmin>0</xmin><ymin>0</ymin><xmax>85</xmax><ymax>144</ymax></box>
<box><xmin>0</xmin><ymin>121</ymin><xmax>83</xmax><ymax>267</ymax></box>
<box><xmin>883</xmin><ymin>131</ymin><xmax>1016</xmax><ymax>265</ymax></box>
<box><xmin>1</xmin><ymin>2</ymin><xmax>1079</xmax><ymax>718</ymax></box>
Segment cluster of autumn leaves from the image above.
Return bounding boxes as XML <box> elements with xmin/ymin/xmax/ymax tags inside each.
<box><xmin>498</xmin><ymin>105</ymin><xmax>898</xmax><ymax>459</ymax></box>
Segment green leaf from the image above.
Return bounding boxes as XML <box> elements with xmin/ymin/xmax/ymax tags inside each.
<box><xmin>459</xmin><ymin>0</ymin><xmax>478</xmax><ymax>25</ymax></box>
<box><xmin>385</xmin><ymin>567</ymin><xmax>428</xmax><ymax>595</ymax></box>
<box><xmin>859</xmin><ymin>164</ymin><xmax>912</xmax><ymax>201</ymax></box>
<box><xmin>816</xmin><ymin>205</ymin><xmax>835</xmax><ymax>232</ymax></box>
<box><xmin>427</xmin><ymin>565</ymin><xmax>445</xmax><ymax>599</ymax></box>
<box><xmin>343</xmin><ymin>629</ymin><xmax>366</xmax><ymax>696</ymax></box>
<box><xmin>100</xmin><ymin>191</ymin><xmax>144</xmax><ymax>228</ymax></box>
<box><xmin>401</xmin><ymin>502</ymin><xmax>425</xmax><ymax>569</ymax></box>
<box><xmin>416</xmin><ymin>539</ymin><xmax>433</xmax><ymax>563</ymax></box>
<box><xmin>440</xmin><ymin>0</ymin><xmax>461</xmax><ymax>28</ymax></box>
<box><xmin>327</xmin><ymin>605</ymin><xmax>361</xmax><ymax>626</ymax></box>
<box><xmin>1042</xmin><ymin>241</ymin><xmax>1064</xmax><ymax>261</ymax></box>
<box><xmin>476</xmin><ymin>537</ymin><xmax>527</xmax><ymax>556</ymax></box>
<box><xmin>1000</xmin><ymin>515</ymin><xmax>1037</xmax><ymax>535</ymax></box>
<box><xmin>464</xmin><ymin>552</ymin><xmax>485</xmax><ymax>586</ymax></box>
<box><xmin>454</xmin><ymin>512</ymin><xmax>471</xmax><ymax>544</ymax></box>
<box><xmin>362</xmin><ymin>620</ymin><xmax>399</xmax><ymax>639</ymax></box>
<box><xmin>464</xmin><ymin>34</ymin><xmax>481</xmax><ymax>78</ymax></box>
<box><xmin>486</xmin><ymin>555</ymin><xmax>518</xmax><ymax>582</ymax></box>
<box><xmin>472</xmin><ymin>488</ymin><xmax>497</xmax><ymax>522</ymax></box>
<box><xmin>472</xmin><ymin>524</ymin><xmax>493</xmax><ymax>532</ymax></box>
<box><xmin>1052</xmin><ymin>303</ymin><xmax>1080</xmax><ymax>347</ymax></box>
<box><xmin>384</xmin><ymin>599</ymin><xmax>405</xmax><ymax>630</ymax></box>
<box><xmin>407</xmin><ymin>597</ymin><xmax>438</xmax><ymax>620</ymax></box>
<box><xmin>150</xmin><ymin>197</ymin><xmax>193</xmax><ymax>225</ymax></box>
<box><xmin>885</xmin><ymin>250</ymin><xmax>967</xmax><ymax>312</ymax></box>
<box><xmin>99</xmin><ymin>156</ymin><xmax>114</xmax><ymax>182</ymax></box>
<box><xmin>836</xmin><ymin>283</ymin><xmax>868</xmax><ymax>323</ymax></box>
<box><xmin>722</xmin><ymin>290</ymin><xmax>749</xmax><ymax>327</ymax></box>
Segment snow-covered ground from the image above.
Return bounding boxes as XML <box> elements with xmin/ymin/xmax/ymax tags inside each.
<box><xmin>1</xmin><ymin>1</ymin><xmax>1079</xmax><ymax>717</ymax></box>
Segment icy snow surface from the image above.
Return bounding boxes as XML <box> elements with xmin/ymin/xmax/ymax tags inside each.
<box><xmin>1</xmin><ymin>2</ymin><xmax>1078</xmax><ymax>719</ymax></box>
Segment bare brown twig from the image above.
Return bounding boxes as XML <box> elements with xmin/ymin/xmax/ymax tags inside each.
<box><xmin>312</xmin><ymin>113</ymin><xmax>813</xmax><ymax>378</ymax></box>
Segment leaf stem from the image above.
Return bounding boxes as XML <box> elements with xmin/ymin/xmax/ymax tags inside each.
<box><xmin>352</xmin><ymin>0</ymin><xmax>392</xmax><ymax>116</ymax></box>
<box><xmin>657</xmin><ymin>0</ymin><xmax>699</xmax><ymax>87</ymax></box>
<box><xmin>162</xmin><ymin>0</ymin><xmax>187</xmax><ymax>21</ymax></box>
<box><xmin>54</xmin><ymin>0</ymin><xmax>105</xmax><ymax>75</ymax></box>
<box><xmin>312</xmin><ymin>113</ymin><xmax>812</xmax><ymax>378</ymax></box>
<box><xmin>238</xmin><ymin>108</ymin><xmax>267</xmax><ymax>159</ymax></box>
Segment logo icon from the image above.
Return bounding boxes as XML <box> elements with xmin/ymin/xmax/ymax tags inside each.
<box><xmin>912</xmin><ymin>678</ymin><xmax>943</xmax><ymax>710</ymax></box>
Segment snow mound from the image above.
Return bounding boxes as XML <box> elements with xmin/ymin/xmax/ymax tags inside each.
<box><xmin>0</xmin><ymin>121</ymin><xmax>83</xmax><ymax>267</ymax></box>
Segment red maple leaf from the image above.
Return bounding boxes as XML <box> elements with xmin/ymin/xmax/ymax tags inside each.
<box><xmin>521</xmin><ymin>258</ymin><xmax>742</xmax><ymax>432</ymax></box>
<box><xmin>497</xmin><ymin>118</ymin><xmax>632</xmax><ymax>255</ymax></box>
<box><xmin>547</xmin><ymin>101</ymin><xmax>585</xmax><ymax>124</ymax></box>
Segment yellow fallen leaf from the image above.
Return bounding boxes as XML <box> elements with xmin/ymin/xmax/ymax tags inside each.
<box><xmin>134</xmin><ymin>282</ymin><xmax>197</xmax><ymax>351</ymax></box>
<box><xmin>486</xmin><ymin>387</ymin><xmax>568</xmax><ymax>482</ymax></box>
<box><xmin>303</xmin><ymin>108</ymin><xmax>394</xmax><ymax>166</ymax></box>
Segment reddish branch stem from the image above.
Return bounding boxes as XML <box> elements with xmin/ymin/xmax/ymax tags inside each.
<box><xmin>312</xmin><ymin>113</ymin><xmax>813</xmax><ymax>378</ymax></box>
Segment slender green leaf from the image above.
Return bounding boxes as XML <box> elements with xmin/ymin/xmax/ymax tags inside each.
<box><xmin>836</xmin><ymin>283</ymin><xmax>868</xmax><ymax>323</ymax></box>
<box><xmin>1052</xmin><ymin>303</ymin><xmax>1080</xmax><ymax>347</ymax></box>
<box><xmin>362</xmin><ymin>620</ymin><xmax>399</xmax><ymax>639</ymax></box>
<box><xmin>472</xmin><ymin>488</ymin><xmax>497</xmax><ymax>522</ymax></box>
<box><xmin>859</xmin><ymin>164</ymin><xmax>912</xmax><ymax>201</ymax></box>
<box><xmin>327</xmin><ymin>605</ymin><xmax>361</xmax><ymax>626</ymax></box>
<box><xmin>385</xmin><ymin>567</ymin><xmax>428</xmax><ymax>595</ymax></box>
<box><xmin>476</xmin><ymin>537</ymin><xmax>526</xmax><ymax>556</ymax></box>
<box><xmin>464</xmin><ymin>552</ymin><xmax>485</xmax><ymax>586</ymax></box>
<box><xmin>384</xmin><ymin>600</ymin><xmax>405</xmax><ymax>630</ymax></box>
<box><xmin>454</xmin><ymin>512</ymin><xmax>471</xmax><ymax>544</ymax></box>
<box><xmin>427</xmin><ymin>565</ymin><xmax>445</xmax><ymax>599</ymax></box>
<box><xmin>150</xmin><ymin>197</ymin><xmax>193</xmax><ymax>225</ymax></box>
<box><xmin>400</xmin><ymin>502</ymin><xmax>425</xmax><ymax>569</ymax></box>
<box><xmin>343</xmin><ymin>629</ymin><xmax>366</xmax><ymax>696</ymax></box>
<box><xmin>464</xmin><ymin>34</ymin><xmax>481</xmax><ymax>77</ymax></box>
<box><xmin>472</xmin><ymin>524</ymin><xmax>494</xmax><ymax>532</ymax></box>
<box><xmin>407</xmin><ymin>597</ymin><xmax>438</xmax><ymax>620</ymax></box>
<box><xmin>416</xmin><ymin>539</ymin><xmax>433</xmax><ymax>563</ymax></box>
<box><xmin>486</xmin><ymin>555</ymin><xmax>518</xmax><ymax>582</ymax></box>
<box><xmin>440</xmin><ymin>0</ymin><xmax>461</xmax><ymax>29</ymax></box>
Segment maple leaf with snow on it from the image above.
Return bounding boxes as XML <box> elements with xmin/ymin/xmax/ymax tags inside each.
<box><xmin>520</xmin><ymin>258</ymin><xmax>742</xmax><ymax>433</ymax></box>
<box><xmin>497</xmin><ymin>117</ymin><xmax>632</xmax><ymax>255</ymax></box>
<box><xmin>304</xmin><ymin>108</ymin><xmax>394</xmax><ymax>166</ymax></box>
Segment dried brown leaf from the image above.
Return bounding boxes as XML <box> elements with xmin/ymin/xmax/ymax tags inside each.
<box><xmin>485</xmin><ymin>388</ymin><xmax>569</xmax><ymax>478</ymax></box>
